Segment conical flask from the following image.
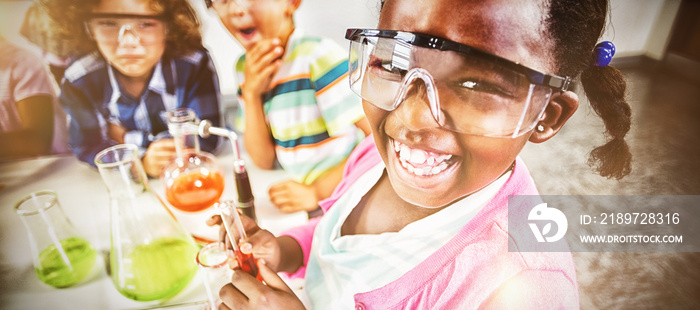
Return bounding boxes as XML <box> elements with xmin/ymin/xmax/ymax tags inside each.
<box><xmin>94</xmin><ymin>144</ymin><xmax>199</xmax><ymax>302</ymax></box>
<box><xmin>14</xmin><ymin>190</ymin><xmax>98</xmax><ymax>288</ymax></box>
<box><xmin>162</xmin><ymin>108</ymin><xmax>224</xmax><ymax>212</ymax></box>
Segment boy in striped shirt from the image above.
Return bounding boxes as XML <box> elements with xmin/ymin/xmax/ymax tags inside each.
<box><xmin>206</xmin><ymin>0</ymin><xmax>370</xmax><ymax>213</ymax></box>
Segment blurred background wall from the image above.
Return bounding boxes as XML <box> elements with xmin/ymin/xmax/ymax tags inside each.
<box><xmin>0</xmin><ymin>0</ymin><xmax>684</xmax><ymax>99</ymax></box>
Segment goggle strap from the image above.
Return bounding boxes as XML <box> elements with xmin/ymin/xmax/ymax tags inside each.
<box><xmin>89</xmin><ymin>13</ymin><xmax>166</xmax><ymax>20</ymax></box>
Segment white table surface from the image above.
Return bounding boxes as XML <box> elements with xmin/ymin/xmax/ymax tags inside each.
<box><xmin>0</xmin><ymin>141</ymin><xmax>310</xmax><ymax>309</ymax></box>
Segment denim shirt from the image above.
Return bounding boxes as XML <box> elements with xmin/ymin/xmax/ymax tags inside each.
<box><xmin>59</xmin><ymin>49</ymin><xmax>221</xmax><ymax>166</ymax></box>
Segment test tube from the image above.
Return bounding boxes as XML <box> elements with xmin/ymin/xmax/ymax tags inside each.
<box><xmin>215</xmin><ymin>200</ymin><xmax>261</xmax><ymax>281</ymax></box>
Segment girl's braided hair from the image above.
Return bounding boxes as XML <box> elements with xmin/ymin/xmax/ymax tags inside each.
<box><xmin>547</xmin><ymin>0</ymin><xmax>632</xmax><ymax>179</ymax></box>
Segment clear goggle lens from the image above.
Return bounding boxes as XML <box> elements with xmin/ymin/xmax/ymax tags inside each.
<box><xmin>349</xmin><ymin>36</ymin><xmax>554</xmax><ymax>138</ymax></box>
<box><xmin>87</xmin><ymin>17</ymin><xmax>166</xmax><ymax>44</ymax></box>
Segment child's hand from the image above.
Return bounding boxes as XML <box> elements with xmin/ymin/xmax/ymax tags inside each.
<box><xmin>142</xmin><ymin>138</ymin><xmax>176</xmax><ymax>177</ymax></box>
<box><xmin>106</xmin><ymin>122</ymin><xmax>126</xmax><ymax>143</ymax></box>
<box><xmin>206</xmin><ymin>213</ymin><xmax>284</xmax><ymax>272</ymax></box>
<box><xmin>242</xmin><ymin>38</ymin><xmax>284</xmax><ymax>101</ymax></box>
<box><xmin>219</xmin><ymin>259</ymin><xmax>306</xmax><ymax>310</ymax></box>
<box><xmin>268</xmin><ymin>180</ymin><xmax>320</xmax><ymax>213</ymax></box>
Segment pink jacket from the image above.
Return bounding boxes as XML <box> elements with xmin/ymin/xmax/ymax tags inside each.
<box><xmin>282</xmin><ymin>136</ymin><xmax>579</xmax><ymax>309</ymax></box>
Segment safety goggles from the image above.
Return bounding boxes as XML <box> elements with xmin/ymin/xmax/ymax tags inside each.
<box><xmin>206</xmin><ymin>0</ymin><xmax>257</xmax><ymax>9</ymax></box>
<box><xmin>85</xmin><ymin>14</ymin><xmax>167</xmax><ymax>45</ymax></box>
<box><xmin>346</xmin><ymin>28</ymin><xmax>571</xmax><ymax>138</ymax></box>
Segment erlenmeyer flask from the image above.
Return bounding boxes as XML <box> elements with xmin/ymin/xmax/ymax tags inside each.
<box><xmin>14</xmin><ymin>190</ymin><xmax>98</xmax><ymax>288</ymax></box>
<box><xmin>95</xmin><ymin>144</ymin><xmax>199</xmax><ymax>302</ymax></box>
<box><xmin>162</xmin><ymin>108</ymin><xmax>224</xmax><ymax>212</ymax></box>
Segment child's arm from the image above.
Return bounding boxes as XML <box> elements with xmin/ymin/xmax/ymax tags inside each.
<box><xmin>309</xmin><ymin>159</ymin><xmax>347</xmax><ymax>205</ymax></box>
<box><xmin>141</xmin><ymin>139</ymin><xmax>177</xmax><ymax>178</ymax></box>
<box><xmin>268</xmin><ymin>159</ymin><xmax>347</xmax><ymax>213</ymax></box>
<box><xmin>242</xmin><ymin>90</ymin><xmax>277</xmax><ymax>169</ymax></box>
<box><xmin>275</xmin><ymin>235</ymin><xmax>305</xmax><ymax>274</ymax></box>
<box><xmin>241</xmin><ymin>39</ymin><xmax>284</xmax><ymax>169</ymax></box>
<box><xmin>0</xmin><ymin>95</ymin><xmax>54</xmax><ymax>158</ymax></box>
<box><xmin>100</xmin><ymin>122</ymin><xmax>175</xmax><ymax>177</ymax></box>
<box><xmin>59</xmin><ymin>81</ymin><xmax>115</xmax><ymax>165</ymax></box>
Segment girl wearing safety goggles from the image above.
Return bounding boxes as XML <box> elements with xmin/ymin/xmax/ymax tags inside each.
<box><xmin>215</xmin><ymin>0</ymin><xmax>632</xmax><ymax>309</ymax></box>
<box><xmin>47</xmin><ymin>0</ymin><xmax>222</xmax><ymax>177</ymax></box>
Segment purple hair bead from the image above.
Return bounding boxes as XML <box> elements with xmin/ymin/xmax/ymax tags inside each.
<box><xmin>592</xmin><ymin>41</ymin><xmax>616</xmax><ymax>67</ymax></box>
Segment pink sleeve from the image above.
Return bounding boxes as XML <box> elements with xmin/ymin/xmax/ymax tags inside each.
<box><xmin>279</xmin><ymin>217</ymin><xmax>321</xmax><ymax>279</ymax></box>
<box><xmin>280</xmin><ymin>135</ymin><xmax>381</xmax><ymax>278</ymax></box>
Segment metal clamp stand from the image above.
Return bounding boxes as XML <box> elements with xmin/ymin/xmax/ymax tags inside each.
<box><xmin>197</xmin><ymin>120</ymin><xmax>256</xmax><ymax>222</ymax></box>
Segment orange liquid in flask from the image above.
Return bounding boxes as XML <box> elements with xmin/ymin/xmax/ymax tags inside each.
<box><xmin>166</xmin><ymin>169</ymin><xmax>224</xmax><ymax>212</ymax></box>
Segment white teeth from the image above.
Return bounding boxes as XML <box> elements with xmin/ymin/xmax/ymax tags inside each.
<box><xmin>437</xmin><ymin>155</ymin><xmax>452</xmax><ymax>162</ymax></box>
<box><xmin>393</xmin><ymin>139</ymin><xmax>454</xmax><ymax>177</ymax></box>
<box><xmin>409</xmin><ymin>149</ymin><xmax>426</xmax><ymax>164</ymax></box>
<box><xmin>399</xmin><ymin>145</ymin><xmax>410</xmax><ymax>161</ymax></box>
<box><xmin>414</xmin><ymin>167</ymin><xmax>424</xmax><ymax>176</ymax></box>
<box><xmin>398</xmin><ymin>157</ymin><xmax>451</xmax><ymax>177</ymax></box>
<box><xmin>392</xmin><ymin>141</ymin><xmax>452</xmax><ymax>176</ymax></box>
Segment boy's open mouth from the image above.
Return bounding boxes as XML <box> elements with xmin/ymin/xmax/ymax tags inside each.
<box><xmin>392</xmin><ymin>139</ymin><xmax>456</xmax><ymax>177</ymax></box>
<box><xmin>239</xmin><ymin>27</ymin><xmax>256</xmax><ymax>40</ymax></box>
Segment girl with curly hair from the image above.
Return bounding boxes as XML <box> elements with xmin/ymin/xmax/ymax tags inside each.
<box><xmin>52</xmin><ymin>0</ymin><xmax>222</xmax><ymax>177</ymax></box>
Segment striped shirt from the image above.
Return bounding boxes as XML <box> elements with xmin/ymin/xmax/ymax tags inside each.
<box><xmin>235</xmin><ymin>30</ymin><xmax>365</xmax><ymax>184</ymax></box>
<box><xmin>305</xmin><ymin>161</ymin><xmax>512</xmax><ymax>310</ymax></box>
<box><xmin>59</xmin><ymin>49</ymin><xmax>221</xmax><ymax>166</ymax></box>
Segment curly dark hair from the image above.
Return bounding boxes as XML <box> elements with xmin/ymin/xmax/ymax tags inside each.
<box><xmin>40</xmin><ymin>0</ymin><xmax>202</xmax><ymax>58</ymax></box>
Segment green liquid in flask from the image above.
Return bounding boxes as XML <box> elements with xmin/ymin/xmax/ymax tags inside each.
<box><xmin>112</xmin><ymin>237</ymin><xmax>198</xmax><ymax>301</ymax></box>
<box><xmin>36</xmin><ymin>237</ymin><xmax>98</xmax><ymax>288</ymax></box>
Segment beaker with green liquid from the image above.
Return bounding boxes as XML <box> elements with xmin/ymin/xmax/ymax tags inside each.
<box><xmin>95</xmin><ymin>144</ymin><xmax>199</xmax><ymax>302</ymax></box>
<box><xmin>14</xmin><ymin>190</ymin><xmax>98</xmax><ymax>288</ymax></box>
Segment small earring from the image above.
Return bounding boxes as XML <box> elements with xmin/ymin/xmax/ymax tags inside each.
<box><xmin>536</xmin><ymin>124</ymin><xmax>545</xmax><ymax>132</ymax></box>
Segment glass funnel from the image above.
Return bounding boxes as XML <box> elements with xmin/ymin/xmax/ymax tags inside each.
<box><xmin>161</xmin><ymin>109</ymin><xmax>224</xmax><ymax>213</ymax></box>
<box><xmin>95</xmin><ymin>144</ymin><xmax>199</xmax><ymax>302</ymax></box>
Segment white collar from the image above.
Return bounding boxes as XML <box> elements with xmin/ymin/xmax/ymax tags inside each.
<box><xmin>106</xmin><ymin>60</ymin><xmax>169</xmax><ymax>103</ymax></box>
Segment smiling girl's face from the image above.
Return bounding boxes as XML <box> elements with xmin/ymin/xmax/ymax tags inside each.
<box><xmin>367</xmin><ymin>0</ymin><xmax>559</xmax><ymax>208</ymax></box>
